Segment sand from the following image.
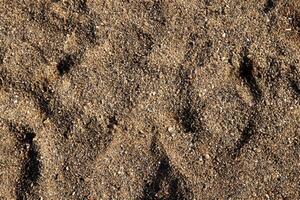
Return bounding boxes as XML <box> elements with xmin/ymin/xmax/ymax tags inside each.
<box><xmin>0</xmin><ymin>0</ymin><xmax>299</xmax><ymax>199</ymax></box>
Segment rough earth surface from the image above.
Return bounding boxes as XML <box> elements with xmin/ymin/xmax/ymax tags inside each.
<box><xmin>0</xmin><ymin>0</ymin><xmax>300</xmax><ymax>199</ymax></box>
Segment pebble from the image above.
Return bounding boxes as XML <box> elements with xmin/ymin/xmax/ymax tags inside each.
<box><xmin>167</xmin><ymin>126</ymin><xmax>174</xmax><ymax>133</ymax></box>
<box><xmin>199</xmin><ymin>156</ymin><xmax>203</xmax><ymax>162</ymax></box>
<box><xmin>204</xmin><ymin>154</ymin><xmax>210</xmax><ymax>160</ymax></box>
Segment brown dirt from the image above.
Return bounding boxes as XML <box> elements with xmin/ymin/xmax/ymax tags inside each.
<box><xmin>0</xmin><ymin>0</ymin><xmax>300</xmax><ymax>199</ymax></box>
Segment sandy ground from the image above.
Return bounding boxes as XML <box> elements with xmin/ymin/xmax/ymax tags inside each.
<box><xmin>0</xmin><ymin>0</ymin><xmax>300</xmax><ymax>199</ymax></box>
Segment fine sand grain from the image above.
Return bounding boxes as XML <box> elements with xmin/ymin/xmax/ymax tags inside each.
<box><xmin>0</xmin><ymin>0</ymin><xmax>300</xmax><ymax>199</ymax></box>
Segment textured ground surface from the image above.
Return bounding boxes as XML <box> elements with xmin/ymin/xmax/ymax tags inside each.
<box><xmin>0</xmin><ymin>0</ymin><xmax>300</xmax><ymax>199</ymax></box>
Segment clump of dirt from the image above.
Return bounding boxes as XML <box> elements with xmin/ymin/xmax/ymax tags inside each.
<box><xmin>0</xmin><ymin>0</ymin><xmax>299</xmax><ymax>199</ymax></box>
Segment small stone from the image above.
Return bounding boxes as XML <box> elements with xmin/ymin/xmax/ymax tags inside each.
<box><xmin>150</xmin><ymin>91</ymin><xmax>156</xmax><ymax>96</ymax></box>
<box><xmin>168</xmin><ymin>126</ymin><xmax>174</xmax><ymax>132</ymax></box>
<box><xmin>199</xmin><ymin>156</ymin><xmax>203</xmax><ymax>162</ymax></box>
<box><xmin>204</xmin><ymin>154</ymin><xmax>210</xmax><ymax>160</ymax></box>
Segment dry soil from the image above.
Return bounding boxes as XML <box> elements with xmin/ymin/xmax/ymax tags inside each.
<box><xmin>0</xmin><ymin>0</ymin><xmax>300</xmax><ymax>199</ymax></box>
